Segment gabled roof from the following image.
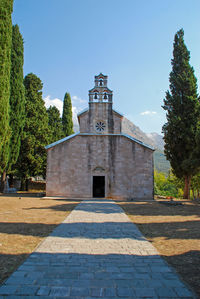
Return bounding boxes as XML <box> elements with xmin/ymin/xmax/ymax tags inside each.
<box><xmin>95</xmin><ymin>73</ymin><xmax>107</xmax><ymax>79</ymax></box>
<box><xmin>45</xmin><ymin>133</ymin><xmax>79</xmax><ymax>149</ymax></box>
<box><xmin>89</xmin><ymin>87</ymin><xmax>112</xmax><ymax>93</ymax></box>
<box><xmin>77</xmin><ymin>108</ymin><xmax>123</xmax><ymax>118</ymax></box>
<box><xmin>45</xmin><ymin>132</ymin><xmax>154</xmax><ymax>151</ymax></box>
<box><xmin>122</xmin><ymin>133</ymin><xmax>154</xmax><ymax>150</ymax></box>
<box><xmin>77</xmin><ymin>108</ymin><xmax>88</xmax><ymax>117</ymax></box>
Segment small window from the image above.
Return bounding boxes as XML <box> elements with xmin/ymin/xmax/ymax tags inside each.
<box><xmin>95</xmin><ymin>121</ymin><xmax>106</xmax><ymax>132</ymax></box>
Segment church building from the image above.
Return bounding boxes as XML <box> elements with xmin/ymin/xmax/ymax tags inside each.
<box><xmin>45</xmin><ymin>74</ymin><xmax>154</xmax><ymax>199</ymax></box>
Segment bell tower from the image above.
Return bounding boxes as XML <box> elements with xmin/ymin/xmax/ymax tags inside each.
<box><xmin>88</xmin><ymin>73</ymin><xmax>114</xmax><ymax>134</ymax></box>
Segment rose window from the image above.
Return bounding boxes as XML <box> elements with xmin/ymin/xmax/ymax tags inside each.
<box><xmin>95</xmin><ymin>121</ymin><xmax>106</xmax><ymax>132</ymax></box>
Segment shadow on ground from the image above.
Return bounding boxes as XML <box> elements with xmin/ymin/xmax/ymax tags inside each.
<box><xmin>0</xmin><ymin>252</ymin><xmax>197</xmax><ymax>298</ymax></box>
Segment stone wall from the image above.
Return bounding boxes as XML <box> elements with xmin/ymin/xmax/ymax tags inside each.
<box><xmin>79</xmin><ymin>104</ymin><xmax>122</xmax><ymax>134</ymax></box>
<box><xmin>46</xmin><ymin>134</ymin><xmax>154</xmax><ymax>199</ymax></box>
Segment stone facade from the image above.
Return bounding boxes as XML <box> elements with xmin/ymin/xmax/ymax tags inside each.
<box><xmin>46</xmin><ymin>74</ymin><xmax>154</xmax><ymax>199</ymax></box>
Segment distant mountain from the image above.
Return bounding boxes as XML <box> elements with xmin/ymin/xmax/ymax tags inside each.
<box><xmin>122</xmin><ymin>117</ymin><xmax>170</xmax><ymax>174</ymax></box>
<box><xmin>153</xmin><ymin>149</ymin><xmax>170</xmax><ymax>175</ymax></box>
<box><xmin>122</xmin><ymin>117</ymin><xmax>155</xmax><ymax>148</ymax></box>
<box><xmin>146</xmin><ymin>132</ymin><xmax>164</xmax><ymax>150</ymax></box>
<box><xmin>122</xmin><ymin>117</ymin><xmax>164</xmax><ymax>150</ymax></box>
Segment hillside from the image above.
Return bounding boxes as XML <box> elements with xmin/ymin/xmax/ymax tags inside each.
<box><xmin>122</xmin><ymin>117</ymin><xmax>170</xmax><ymax>174</ymax></box>
<box><xmin>122</xmin><ymin>117</ymin><xmax>156</xmax><ymax>148</ymax></box>
<box><xmin>153</xmin><ymin>149</ymin><xmax>170</xmax><ymax>175</ymax></box>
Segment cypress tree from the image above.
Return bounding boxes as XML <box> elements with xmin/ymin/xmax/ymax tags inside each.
<box><xmin>62</xmin><ymin>92</ymin><xmax>74</xmax><ymax>136</ymax></box>
<box><xmin>47</xmin><ymin>105</ymin><xmax>64</xmax><ymax>143</ymax></box>
<box><xmin>162</xmin><ymin>29</ymin><xmax>199</xmax><ymax>199</ymax></box>
<box><xmin>8</xmin><ymin>25</ymin><xmax>25</xmax><ymax>177</ymax></box>
<box><xmin>0</xmin><ymin>0</ymin><xmax>13</xmax><ymax>190</ymax></box>
<box><xmin>17</xmin><ymin>73</ymin><xmax>49</xmax><ymax>190</ymax></box>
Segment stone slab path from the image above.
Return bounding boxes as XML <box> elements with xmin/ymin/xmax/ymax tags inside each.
<box><xmin>0</xmin><ymin>199</ymin><xmax>196</xmax><ymax>298</ymax></box>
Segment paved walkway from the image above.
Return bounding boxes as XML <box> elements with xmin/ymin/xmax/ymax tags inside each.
<box><xmin>0</xmin><ymin>199</ymin><xmax>196</xmax><ymax>298</ymax></box>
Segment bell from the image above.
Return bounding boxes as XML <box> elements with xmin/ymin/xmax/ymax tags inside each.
<box><xmin>94</xmin><ymin>93</ymin><xmax>98</xmax><ymax>99</ymax></box>
<box><xmin>104</xmin><ymin>93</ymin><xmax>107</xmax><ymax>99</ymax></box>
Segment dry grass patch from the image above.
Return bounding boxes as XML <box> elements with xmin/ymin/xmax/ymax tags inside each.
<box><xmin>118</xmin><ymin>199</ymin><xmax>200</xmax><ymax>297</ymax></box>
<box><xmin>0</xmin><ymin>194</ymin><xmax>80</xmax><ymax>284</ymax></box>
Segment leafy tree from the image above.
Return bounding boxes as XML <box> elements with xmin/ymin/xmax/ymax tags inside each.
<box><xmin>154</xmin><ymin>170</ymin><xmax>179</xmax><ymax>197</ymax></box>
<box><xmin>190</xmin><ymin>173</ymin><xmax>200</xmax><ymax>199</ymax></box>
<box><xmin>47</xmin><ymin>105</ymin><xmax>64</xmax><ymax>143</ymax></box>
<box><xmin>17</xmin><ymin>73</ymin><xmax>49</xmax><ymax>190</ymax></box>
<box><xmin>162</xmin><ymin>29</ymin><xmax>199</xmax><ymax>199</ymax></box>
<box><xmin>0</xmin><ymin>0</ymin><xmax>13</xmax><ymax>190</ymax></box>
<box><xmin>8</xmin><ymin>25</ymin><xmax>25</xmax><ymax>179</ymax></box>
<box><xmin>62</xmin><ymin>92</ymin><xmax>74</xmax><ymax>136</ymax></box>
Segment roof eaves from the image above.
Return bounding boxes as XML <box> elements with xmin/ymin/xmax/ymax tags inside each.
<box><xmin>113</xmin><ymin>108</ymin><xmax>124</xmax><ymax>117</ymax></box>
<box><xmin>122</xmin><ymin>133</ymin><xmax>155</xmax><ymax>150</ymax></box>
<box><xmin>77</xmin><ymin>108</ymin><xmax>88</xmax><ymax>117</ymax></box>
<box><xmin>78</xmin><ymin>133</ymin><xmax>154</xmax><ymax>150</ymax></box>
<box><xmin>45</xmin><ymin>133</ymin><xmax>79</xmax><ymax>149</ymax></box>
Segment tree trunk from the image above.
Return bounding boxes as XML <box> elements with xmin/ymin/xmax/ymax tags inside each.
<box><xmin>0</xmin><ymin>171</ymin><xmax>7</xmax><ymax>192</ymax></box>
<box><xmin>25</xmin><ymin>179</ymin><xmax>29</xmax><ymax>191</ymax></box>
<box><xmin>9</xmin><ymin>174</ymin><xmax>14</xmax><ymax>188</ymax></box>
<box><xmin>192</xmin><ymin>189</ymin><xmax>195</xmax><ymax>200</ymax></box>
<box><xmin>20</xmin><ymin>178</ymin><xmax>25</xmax><ymax>191</ymax></box>
<box><xmin>183</xmin><ymin>175</ymin><xmax>191</xmax><ymax>199</ymax></box>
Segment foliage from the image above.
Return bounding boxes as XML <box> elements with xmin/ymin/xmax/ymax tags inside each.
<box><xmin>162</xmin><ymin>29</ymin><xmax>199</xmax><ymax>198</ymax></box>
<box><xmin>62</xmin><ymin>92</ymin><xmax>74</xmax><ymax>136</ymax></box>
<box><xmin>154</xmin><ymin>170</ymin><xmax>180</xmax><ymax>197</ymax></box>
<box><xmin>16</xmin><ymin>73</ymin><xmax>49</xmax><ymax>187</ymax></box>
<box><xmin>8</xmin><ymin>24</ymin><xmax>25</xmax><ymax>172</ymax></box>
<box><xmin>0</xmin><ymin>0</ymin><xmax>13</xmax><ymax>173</ymax></box>
<box><xmin>47</xmin><ymin>105</ymin><xmax>64</xmax><ymax>143</ymax></box>
<box><xmin>190</xmin><ymin>173</ymin><xmax>200</xmax><ymax>199</ymax></box>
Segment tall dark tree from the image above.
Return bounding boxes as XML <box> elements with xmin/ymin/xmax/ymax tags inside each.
<box><xmin>17</xmin><ymin>73</ymin><xmax>49</xmax><ymax>190</ymax></box>
<box><xmin>47</xmin><ymin>106</ymin><xmax>64</xmax><ymax>143</ymax></box>
<box><xmin>0</xmin><ymin>0</ymin><xmax>13</xmax><ymax>190</ymax></box>
<box><xmin>8</xmin><ymin>25</ymin><xmax>25</xmax><ymax>180</ymax></box>
<box><xmin>162</xmin><ymin>29</ymin><xmax>199</xmax><ymax>199</ymax></box>
<box><xmin>62</xmin><ymin>92</ymin><xmax>74</xmax><ymax>136</ymax></box>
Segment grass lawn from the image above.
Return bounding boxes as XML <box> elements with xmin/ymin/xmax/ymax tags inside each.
<box><xmin>118</xmin><ymin>198</ymin><xmax>200</xmax><ymax>297</ymax></box>
<box><xmin>0</xmin><ymin>194</ymin><xmax>81</xmax><ymax>284</ymax></box>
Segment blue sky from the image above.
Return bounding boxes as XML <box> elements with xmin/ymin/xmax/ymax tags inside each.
<box><xmin>12</xmin><ymin>0</ymin><xmax>200</xmax><ymax>134</ymax></box>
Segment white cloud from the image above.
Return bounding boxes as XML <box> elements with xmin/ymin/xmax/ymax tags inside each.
<box><xmin>72</xmin><ymin>95</ymin><xmax>87</xmax><ymax>105</ymax></box>
<box><xmin>72</xmin><ymin>106</ymin><xmax>80</xmax><ymax>126</ymax></box>
<box><xmin>44</xmin><ymin>95</ymin><xmax>63</xmax><ymax>115</ymax></box>
<box><xmin>140</xmin><ymin>111</ymin><xmax>157</xmax><ymax>116</ymax></box>
<box><xmin>44</xmin><ymin>95</ymin><xmax>88</xmax><ymax>131</ymax></box>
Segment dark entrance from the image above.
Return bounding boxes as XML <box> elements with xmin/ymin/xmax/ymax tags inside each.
<box><xmin>93</xmin><ymin>176</ymin><xmax>105</xmax><ymax>197</ymax></box>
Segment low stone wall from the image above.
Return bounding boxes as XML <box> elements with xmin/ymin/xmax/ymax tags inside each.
<box><xmin>28</xmin><ymin>181</ymin><xmax>46</xmax><ymax>191</ymax></box>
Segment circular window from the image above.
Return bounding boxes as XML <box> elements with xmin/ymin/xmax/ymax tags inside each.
<box><xmin>95</xmin><ymin>121</ymin><xmax>106</xmax><ymax>132</ymax></box>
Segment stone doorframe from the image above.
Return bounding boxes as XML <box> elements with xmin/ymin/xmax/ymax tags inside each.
<box><xmin>91</xmin><ymin>167</ymin><xmax>107</xmax><ymax>198</ymax></box>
